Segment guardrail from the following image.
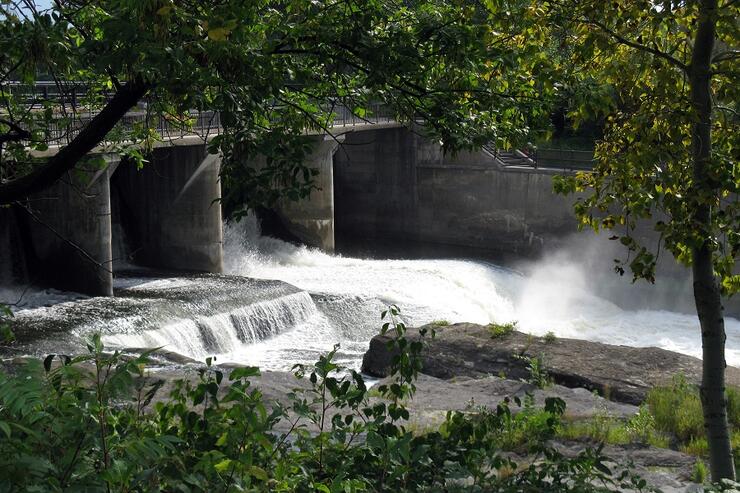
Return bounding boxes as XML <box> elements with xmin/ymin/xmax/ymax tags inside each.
<box><xmin>485</xmin><ymin>144</ymin><xmax>596</xmax><ymax>171</ymax></box>
<box><xmin>39</xmin><ymin>102</ymin><xmax>396</xmax><ymax>146</ymax></box>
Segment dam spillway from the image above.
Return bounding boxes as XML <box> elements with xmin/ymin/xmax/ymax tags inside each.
<box><xmin>5</xmin><ymin>216</ymin><xmax>740</xmax><ymax>371</ymax></box>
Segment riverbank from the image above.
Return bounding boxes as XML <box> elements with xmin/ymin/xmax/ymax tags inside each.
<box><xmin>4</xmin><ymin>321</ymin><xmax>739</xmax><ymax>492</ymax></box>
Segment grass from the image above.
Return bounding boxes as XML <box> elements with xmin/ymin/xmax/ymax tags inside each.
<box><xmin>487</xmin><ymin>321</ymin><xmax>517</xmax><ymax>339</ymax></box>
<box><xmin>429</xmin><ymin>319</ymin><xmax>450</xmax><ymax>327</ymax></box>
<box><xmin>557</xmin><ymin>405</ymin><xmax>670</xmax><ymax>449</ymax></box>
<box><xmin>558</xmin><ymin>374</ymin><xmax>740</xmax><ymax>473</ymax></box>
<box><xmin>693</xmin><ymin>461</ymin><xmax>708</xmax><ymax>484</ymax></box>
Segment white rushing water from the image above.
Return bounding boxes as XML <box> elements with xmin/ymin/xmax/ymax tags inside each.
<box><xmin>6</xmin><ymin>216</ymin><xmax>739</xmax><ymax>371</ymax></box>
<box><xmin>221</xmin><ymin>216</ymin><xmax>740</xmax><ymax>369</ymax></box>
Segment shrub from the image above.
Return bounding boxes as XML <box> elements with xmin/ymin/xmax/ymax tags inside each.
<box><xmin>429</xmin><ymin>319</ymin><xmax>450</xmax><ymax>327</ymax></box>
<box><xmin>0</xmin><ymin>306</ymin><xmax>650</xmax><ymax>492</ymax></box>
<box><xmin>693</xmin><ymin>460</ymin><xmax>708</xmax><ymax>484</ymax></box>
<box><xmin>515</xmin><ymin>353</ymin><xmax>551</xmax><ymax>389</ymax></box>
<box><xmin>646</xmin><ymin>374</ymin><xmax>704</xmax><ymax>442</ymax></box>
<box><xmin>544</xmin><ymin>331</ymin><xmax>557</xmax><ymax>343</ymax></box>
<box><xmin>487</xmin><ymin>321</ymin><xmax>517</xmax><ymax>339</ymax></box>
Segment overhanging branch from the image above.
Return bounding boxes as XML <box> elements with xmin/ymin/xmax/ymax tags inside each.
<box><xmin>0</xmin><ymin>79</ymin><xmax>151</xmax><ymax>205</ymax></box>
<box><xmin>586</xmin><ymin>19</ymin><xmax>689</xmax><ymax>73</ymax></box>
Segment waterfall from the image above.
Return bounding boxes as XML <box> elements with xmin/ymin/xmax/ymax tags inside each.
<box><xmin>7</xmin><ymin>213</ymin><xmax>740</xmax><ymax>370</ymax></box>
<box><xmin>102</xmin><ymin>291</ymin><xmax>318</xmax><ymax>359</ymax></box>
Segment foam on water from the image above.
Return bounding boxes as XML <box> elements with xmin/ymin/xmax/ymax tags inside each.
<box><xmin>6</xmin><ymin>216</ymin><xmax>739</xmax><ymax>371</ymax></box>
<box><xmin>223</xmin><ymin>216</ymin><xmax>740</xmax><ymax>367</ymax></box>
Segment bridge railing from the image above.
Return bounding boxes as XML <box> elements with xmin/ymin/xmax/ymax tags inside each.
<box><xmin>485</xmin><ymin>144</ymin><xmax>596</xmax><ymax>172</ymax></box>
<box><xmin>41</xmin><ymin>103</ymin><xmax>395</xmax><ymax>146</ymax></box>
<box><xmin>533</xmin><ymin>148</ymin><xmax>596</xmax><ymax>171</ymax></box>
<box><xmin>7</xmin><ymin>80</ymin><xmax>400</xmax><ymax>145</ymax></box>
<box><xmin>43</xmin><ymin>110</ymin><xmax>224</xmax><ymax>146</ymax></box>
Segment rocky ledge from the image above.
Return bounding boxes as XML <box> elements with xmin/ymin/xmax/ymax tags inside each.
<box><xmin>361</xmin><ymin>322</ymin><xmax>740</xmax><ymax>406</ymax></box>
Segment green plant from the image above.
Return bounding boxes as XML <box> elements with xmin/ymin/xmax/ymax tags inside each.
<box><xmin>544</xmin><ymin>331</ymin><xmax>557</xmax><ymax>344</ymax></box>
<box><xmin>0</xmin><ymin>304</ymin><xmax>13</xmax><ymax>343</ymax></box>
<box><xmin>626</xmin><ymin>405</ymin><xmax>658</xmax><ymax>444</ymax></box>
<box><xmin>647</xmin><ymin>375</ymin><xmax>705</xmax><ymax>443</ymax></box>
<box><xmin>0</xmin><ymin>307</ymin><xmax>652</xmax><ymax>492</ymax></box>
<box><xmin>429</xmin><ymin>319</ymin><xmax>450</xmax><ymax>327</ymax></box>
<box><xmin>515</xmin><ymin>353</ymin><xmax>551</xmax><ymax>389</ymax></box>
<box><xmin>694</xmin><ymin>460</ymin><xmax>709</xmax><ymax>484</ymax></box>
<box><xmin>494</xmin><ymin>393</ymin><xmax>566</xmax><ymax>452</ymax></box>
<box><xmin>488</xmin><ymin>321</ymin><xmax>517</xmax><ymax>339</ymax></box>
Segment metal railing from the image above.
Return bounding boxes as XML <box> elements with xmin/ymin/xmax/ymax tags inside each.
<box><xmin>39</xmin><ymin>103</ymin><xmax>397</xmax><ymax>147</ymax></box>
<box><xmin>6</xmin><ymin>80</ymin><xmax>400</xmax><ymax>146</ymax></box>
<box><xmin>485</xmin><ymin>144</ymin><xmax>596</xmax><ymax>172</ymax></box>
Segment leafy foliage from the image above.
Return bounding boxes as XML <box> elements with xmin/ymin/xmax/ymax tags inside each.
<box><xmin>0</xmin><ymin>303</ymin><xmax>13</xmax><ymax>343</ymax></box>
<box><xmin>0</xmin><ymin>0</ymin><xmax>554</xmax><ymax>210</ymax></box>
<box><xmin>0</xmin><ymin>308</ymin><xmax>652</xmax><ymax>492</ymax></box>
<box><xmin>487</xmin><ymin>321</ymin><xmax>517</xmax><ymax>339</ymax></box>
<box><xmin>546</xmin><ymin>0</ymin><xmax>738</xmax><ymax>291</ymax></box>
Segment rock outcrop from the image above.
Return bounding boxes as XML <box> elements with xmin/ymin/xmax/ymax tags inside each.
<box><xmin>362</xmin><ymin>323</ymin><xmax>740</xmax><ymax>405</ymax></box>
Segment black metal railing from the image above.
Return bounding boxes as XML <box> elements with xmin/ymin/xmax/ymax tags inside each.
<box><xmin>6</xmin><ymin>81</ymin><xmax>399</xmax><ymax>146</ymax></box>
<box><xmin>484</xmin><ymin>144</ymin><xmax>596</xmax><ymax>172</ymax></box>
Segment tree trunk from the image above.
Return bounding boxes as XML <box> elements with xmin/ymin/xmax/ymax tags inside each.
<box><xmin>0</xmin><ymin>78</ymin><xmax>151</xmax><ymax>205</ymax></box>
<box><xmin>690</xmin><ymin>0</ymin><xmax>735</xmax><ymax>482</ymax></box>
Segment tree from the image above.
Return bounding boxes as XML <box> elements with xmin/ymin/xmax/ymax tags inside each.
<box><xmin>548</xmin><ymin>0</ymin><xmax>739</xmax><ymax>480</ymax></box>
<box><xmin>0</xmin><ymin>0</ymin><xmax>549</xmax><ymax>211</ymax></box>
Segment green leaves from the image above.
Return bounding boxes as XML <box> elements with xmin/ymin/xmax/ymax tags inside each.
<box><xmin>548</xmin><ymin>0</ymin><xmax>738</xmax><ymax>293</ymax></box>
<box><xmin>0</xmin><ymin>308</ymin><xmax>652</xmax><ymax>492</ymax></box>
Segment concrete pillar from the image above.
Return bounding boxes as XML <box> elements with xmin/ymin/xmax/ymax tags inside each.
<box><xmin>333</xmin><ymin>127</ymin><xmax>420</xmax><ymax>243</ymax></box>
<box><xmin>276</xmin><ymin>135</ymin><xmax>340</xmax><ymax>251</ymax></box>
<box><xmin>112</xmin><ymin>145</ymin><xmax>223</xmax><ymax>273</ymax></box>
<box><xmin>0</xmin><ymin>207</ymin><xmax>28</xmax><ymax>285</ymax></box>
<box><xmin>20</xmin><ymin>158</ymin><xmax>116</xmax><ymax>296</ymax></box>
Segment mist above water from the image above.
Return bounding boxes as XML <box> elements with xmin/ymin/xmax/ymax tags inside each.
<box><xmin>223</xmin><ymin>216</ymin><xmax>740</xmax><ymax>367</ymax></box>
<box><xmin>5</xmin><ymin>216</ymin><xmax>738</xmax><ymax>371</ymax></box>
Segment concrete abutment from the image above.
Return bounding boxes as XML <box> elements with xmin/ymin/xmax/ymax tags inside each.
<box><xmin>1</xmin><ymin>144</ymin><xmax>224</xmax><ymax>297</ymax></box>
<box><xmin>112</xmin><ymin>145</ymin><xmax>223</xmax><ymax>273</ymax></box>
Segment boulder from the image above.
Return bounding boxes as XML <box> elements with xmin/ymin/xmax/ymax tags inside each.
<box><xmin>362</xmin><ymin>323</ymin><xmax>740</xmax><ymax>405</ymax></box>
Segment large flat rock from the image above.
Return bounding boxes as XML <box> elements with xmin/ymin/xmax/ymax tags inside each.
<box><xmin>362</xmin><ymin>323</ymin><xmax>740</xmax><ymax>405</ymax></box>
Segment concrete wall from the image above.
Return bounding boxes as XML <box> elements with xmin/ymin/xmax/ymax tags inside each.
<box><xmin>112</xmin><ymin>145</ymin><xmax>223</xmax><ymax>273</ymax></box>
<box><xmin>0</xmin><ymin>208</ymin><xmax>28</xmax><ymax>285</ymax></box>
<box><xmin>276</xmin><ymin>136</ymin><xmax>339</xmax><ymax>251</ymax></box>
<box><xmin>18</xmin><ymin>161</ymin><xmax>116</xmax><ymax>296</ymax></box>
<box><xmin>333</xmin><ymin>127</ymin><xmax>578</xmax><ymax>256</ymax></box>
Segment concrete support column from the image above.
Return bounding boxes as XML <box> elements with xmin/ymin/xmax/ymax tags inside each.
<box><xmin>276</xmin><ymin>135</ymin><xmax>340</xmax><ymax>251</ymax></box>
<box><xmin>333</xmin><ymin>127</ymin><xmax>421</xmax><ymax>242</ymax></box>
<box><xmin>113</xmin><ymin>145</ymin><xmax>223</xmax><ymax>273</ymax></box>
<box><xmin>21</xmin><ymin>158</ymin><xmax>116</xmax><ymax>296</ymax></box>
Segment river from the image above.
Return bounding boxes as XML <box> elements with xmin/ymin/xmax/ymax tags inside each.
<box><xmin>5</xmin><ymin>215</ymin><xmax>740</xmax><ymax>370</ymax></box>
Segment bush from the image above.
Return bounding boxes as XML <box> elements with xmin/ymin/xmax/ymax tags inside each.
<box><xmin>693</xmin><ymin>460</ymin><xmax>708</xmax><ymax>484</ymax></box>
<box><xmin>487</xmin><ymin>321</ymin><xmax>517</xmax><ymax>339</ymax></box>
<box><xmin>0</xmin><ymin>307</ymin><xmax>649</xmax><ymax>492</ymax></box>
<box><xmin>544</xmin><ymin>331</ymin><xmax>557</xmax><ymax>344</ymax></box>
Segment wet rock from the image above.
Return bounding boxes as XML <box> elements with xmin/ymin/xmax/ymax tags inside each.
<box><xmin>361</xmin><ymin>323</ymin><xmax>740</xmax><ymax>405</ymax></box>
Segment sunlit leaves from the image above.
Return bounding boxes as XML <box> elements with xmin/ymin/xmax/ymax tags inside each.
<box><xmin>548</xmin><ymin>0</ymin><xmax>738</xmax><ymax>294</ymax></box>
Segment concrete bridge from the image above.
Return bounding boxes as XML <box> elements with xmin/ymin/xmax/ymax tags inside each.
<box><xmin>2</xmin><ymin>102</ymin><xmax>589</xmax><ymax>297</ymax></box>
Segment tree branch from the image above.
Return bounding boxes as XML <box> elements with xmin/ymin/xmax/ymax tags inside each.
<box><xmin>586</xmin><ymin>19</ymin><xmax>689</xmax><ymax>73</ymax></box>
<box><xmin>0</xmin><ymin>78</ymin><xmax>151</xmax><ymax>205</ymax></box>
<box><xmin>0</xmin><ymin>118</ymin><xmax>31</xmax><ymax>144</ymax></box>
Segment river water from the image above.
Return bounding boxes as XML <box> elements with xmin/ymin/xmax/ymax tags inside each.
<box><xmin>218</xmin><ymin>217</ymin><xmax>740</xmax><ymax>369</ymax></box>
<box><xmin>5</xmin><ymin>216</ymin><xmax>740</xmax><ymax>370</ymax></box>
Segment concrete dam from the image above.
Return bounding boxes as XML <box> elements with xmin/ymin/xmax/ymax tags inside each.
<box><xmin>1</xmin><ymin>125</ymin><xmax>582</xmax><ymax>297</ymax></box>
<box><xmin>5</xmin><ymin>124</ymin><xmax>739</xmax><ymax>371</ymax></box>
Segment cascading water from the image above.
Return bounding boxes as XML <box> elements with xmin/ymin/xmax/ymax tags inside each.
<box><xmin>222</xmin><ymin>216</ymin><xmax>740</xmax><ymax>367</ymax></box>
<box><xmin>6</xmin><ymin>214</ymin><xmax>740</xmax><ymax>371</ymax></box>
